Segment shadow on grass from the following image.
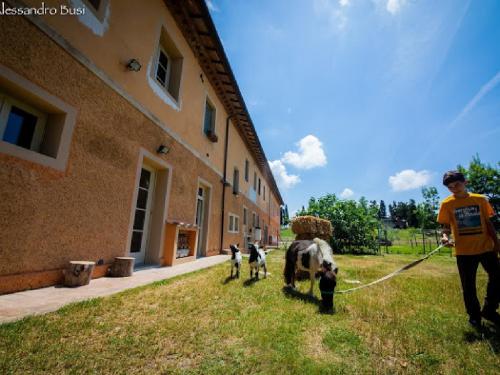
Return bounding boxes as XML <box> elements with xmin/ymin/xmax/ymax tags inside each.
<box><xmin>243</xmin><ymin>276</ymin><xmax>266</xmax><ymax>287</ymax></box>
<box><xmin>463</xmin><ymin>324</ymin><xmax>500</xmax><ymax>354</ymax></box>
<box><xmin>282</xmin><ymin>286</ymin><xmax>321</xmax><ymax>306</ymax></box>
<box><xmin>222</xmin><ymin>275</ymin><xmax>240</xmax><ymax>285</ymax></box>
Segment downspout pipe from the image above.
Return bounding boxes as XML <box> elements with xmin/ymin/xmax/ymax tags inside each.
<box><xmin>220</xmin><ymin>113</ymin><xmax>243</xmax><ymax>253</ymax></box>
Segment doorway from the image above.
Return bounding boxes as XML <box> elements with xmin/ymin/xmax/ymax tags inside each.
<box><xmin>129</xmin><ymin>165</ymin><xmax>155</xmax><ymax>265</ymax></box>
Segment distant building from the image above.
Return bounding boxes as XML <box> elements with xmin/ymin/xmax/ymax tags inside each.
<box><xmin>381</xmin><ymin>218</ymin><xmax>408</xmax><ymax>229</ymax></box>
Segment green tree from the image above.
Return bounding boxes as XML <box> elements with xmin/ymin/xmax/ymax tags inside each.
<box><xmin>302</xmin><ymin>194</ymin><xmax>379</xmax><ymax>254</ymax></box>
<box><xmin>417</xmin><ymin>187</ymin><xmax>440</xmax><ymax>229</ymax></box>
<box><xmin>379</xmin><ymin>200</ymin><xmax>387</xmax><ymax>219</ymax></box>
<box><xmin>458</xmin><ymin>155</ymin><xmax>499</xmax><ymax>228</ymax></box>
<box><xmin>407</xmin><ymin>199</ymin><xmax>418</xmax><ymax>227</ymax></box>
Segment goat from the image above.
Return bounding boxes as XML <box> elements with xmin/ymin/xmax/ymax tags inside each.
<box><xmin>229</xmin><ymin>244</ymin><xmax>242</xmax><ymax>279</ymax></box>
<box><xmin>248</xmin><ymin>243</ymin><xmax>267</xmax><ymax>280</ymax></box>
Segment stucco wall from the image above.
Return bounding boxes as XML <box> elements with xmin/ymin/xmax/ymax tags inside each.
<box><xmin>21</xmin><ymin>0</ymin><xmax>228</xmax><ymax>174</ymax></box>
<box><xmin>0</xmin><ymin>15</ymin><xmax>223</xmax><ymax>279</ymax></box>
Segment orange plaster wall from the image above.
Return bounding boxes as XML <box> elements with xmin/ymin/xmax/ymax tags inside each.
<box><xmin>22</xmin><ymin>0</ymin><xmax>228</xmax><ymax>174</ymax></box>
<box><xmin>0</xmin><ymin>15</ymin><xmax>222</xmax><ymax>288</ymax></box>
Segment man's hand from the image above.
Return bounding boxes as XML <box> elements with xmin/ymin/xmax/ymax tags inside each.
<box><xmin>441</xmin><ymin>234</ymin><xmax>454</xmax><ymax>247</ymax></box>
<box><xmin>440</xmin><ymin>224</ymin><xmax>453</xmax><ymax>247</ymax></box>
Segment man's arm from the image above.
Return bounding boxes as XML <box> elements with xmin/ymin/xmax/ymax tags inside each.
<box><xmin>440</xmin><ymin>224</ymin><xmax>453</xmax><ymax>247</ymax></box>
<box><xmin>486</xmin><ymin>219</ymin><xmax>500</xmax><ymax>253</ymax></box>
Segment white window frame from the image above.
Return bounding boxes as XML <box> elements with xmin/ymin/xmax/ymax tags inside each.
<box><xmin>155</xmin><ymin>46</ymin><xmax>172</xmax><ymax>91</ymax></box>
<box><xmin>0</xmin><ymin>93</ymin><xmax>47</xmax><ymax>152</ymax></box>
<box><xmin>0</xmin><ymin>64</ymin><xmax>77</xmax><ymax>171</ymax></box>
<box><xmin>202</xmin><ymin>97</ymin><xmax>216</xmax><ymax>137</ymax></box>
<box><xmin>232</xmin><ymin>167</ymin><xmax>239</xmax><ymax>194</ymax></box>
<box><xmin>228</xmin><ymin>213</ymin><xmax>239</xmax><ymax>233</ymax></box>
<box><xmin>243</xmin><ymin>206</ymin><xmax>248</xmax><ymax>226</ymax></box>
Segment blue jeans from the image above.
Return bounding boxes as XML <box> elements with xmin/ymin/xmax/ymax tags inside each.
<box><xmin>456</xmin><ymin>251</ymin><xmax>500</xmax><ymax>319</ymax></box>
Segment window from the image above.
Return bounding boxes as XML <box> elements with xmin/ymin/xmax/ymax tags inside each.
<box><xmin>263</xmin><ymin>185</ymin><xmax>266</xmax><ymax>201</ymax></box>
<box><xmin>228</xmin><ymin>213</ymin><xmax>239</xmax><ymax>233</ymax></box>
<box><xmin>156</xmin><ymin>48</ymin><xmax>171</xmax><ymax>89</ymax></box>
<box><xmin>0</xmin><ymin>96</ymin><xmax>46</xmax><ymax>152</ymax></box>
<box><xmin>243</xmin><ymin>207</ymin><xmax>247</xmax><ymax>225</ymax></box>
<box><xmin>258</xmin><ymin>178</ymin><xmax>261</xmax><ymax>195</ymax></box>
<box><xmin>85</xmin><ymin>0</ymin><xmax>101</xmax><ymax>11</ymax></box>
<box><xmin>203</xmin><ymin>99</ymin><xmax>217</xmax><ymax>142</ymax></box>
<box><xmin>153</xmin><ymin>27</ymin><xmax>183</xmax><ymax>102</ymax></box>
<box><xmin>252</xmin><ymin>212</ymin><xmax>256</xmax><ymax>227</ymax></box>
<box><xmin>0</xmin><ymin>65</ymin><xmax>76</xmax><ymax>171</ymax></box>
<box><xmin>253</xmin><ymin>171</ymin><xmax>257</xmax><ymax>191</ymax></box>
<box><xmin>245</xmin><ymin>159</ymin><xmax>249</xmax><ymax>182</ymax></box>
<box><xmin>233</xmin><ymin>168</ymin><xmax>239</xmax><ymax>194</ymax></box>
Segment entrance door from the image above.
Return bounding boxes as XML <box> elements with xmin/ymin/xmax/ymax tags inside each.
<box><xmin>195</xmin><ymin>186</ymin><xmax>205</xmax><ymax>257</ymax></box>
<box><xmin>130</xmin><ymin>165</ymin><xmax>155</xmax><ymax>265</ymax></box>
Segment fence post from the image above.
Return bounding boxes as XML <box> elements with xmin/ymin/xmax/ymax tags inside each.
<box><xmin>422</xmin><ymin>230</ymin><xmax>426</xmax><ymax>254</ymax></box>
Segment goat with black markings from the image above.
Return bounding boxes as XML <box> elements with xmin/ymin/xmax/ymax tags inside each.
<box><xmin>229</xmin><ymin>244</ymin><xmax>242</xmax><ymax>279</ymax></box>
<box><xmin>248</xmin><ymin>243</ymin><xmax>267</xmax><ymax>279</ymax></box>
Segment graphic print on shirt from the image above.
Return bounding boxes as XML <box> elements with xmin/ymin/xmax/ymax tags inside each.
<box><xmin>454</xmin><ymin>205</ymin><xmax>482</xmax><ymax>236</ymax></box>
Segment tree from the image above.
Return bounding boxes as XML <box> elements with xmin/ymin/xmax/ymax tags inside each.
<box><xmin>282</xmin><ymin>204</ymin><xmax>290</xmax><ymax>226</ymax></box>
<box><xmin>388</xmin><ymin>201</ymin><xmax>397</xmax><ymax>222</ymax></box>
<box><xmin>407</xmin><ymin>199</ymin><xmax>418</xmax><ymax>227</ymax></box>
<box><xmin>301</xmin><ymin>194</ymin><xmax>379</xmax><ymax>254</ymax></box>
<box><xmin>417</xmin><ymin>187</ymin><xmax>440</xmax><ymax>229</ymax></box>
<box><xmin>379</xmin><ymin>200</ymin><xmax>387</xmax><ymax>219</ymax></box>
<box><xmin>458</xmin><ymin>155</ymin><xmax>499</xmax><ymax>228</ymax></box>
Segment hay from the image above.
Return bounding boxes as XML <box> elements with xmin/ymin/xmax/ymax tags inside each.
<box><xmin>291</xmin><ymin>216</ymin><xmax>332</xmax><ymax>240</ymax></box>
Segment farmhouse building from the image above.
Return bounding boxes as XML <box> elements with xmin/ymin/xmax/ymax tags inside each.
<box><xmin>0</xmin><ymin>0</ymin><xmax>283</xmax><ymax>294</ymax></box>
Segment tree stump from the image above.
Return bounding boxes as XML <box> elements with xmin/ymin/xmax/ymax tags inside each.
<box><xmin>63</xmin><ymin>261</ymin><xmax>95</xmax><ymax>287</ymax></box>
<box><xmin>108</xmin><ymin>257</ymin><xmax>135</xmax><ymax>277</ymax></box>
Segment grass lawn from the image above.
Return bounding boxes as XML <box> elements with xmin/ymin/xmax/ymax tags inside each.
<box><xmin>1</xmin><ymin>250</ymin><xmax>499</xmax><ymax>374</ymax></box>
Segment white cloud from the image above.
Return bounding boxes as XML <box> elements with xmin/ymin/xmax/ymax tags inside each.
<box><xmin>206</xmin><ymin>0</ymin><xmax>219</xmax><ymax>12</ymax></box>
<box><xmin>339</xmin><ymin>0</ymin><xmax>350</xmax><ymax>6</ymax></box>
<box><xmin>340</xmin><ymin>188</ymin><xmax>354</xmax><ymax>199</ymax></box>
<box><xmin>386</xmin><ymin>0</ymin><xmax>406</xmax><ymax>15</ymax></box>
<box><xmin>269</xmin><ymin>160</ymin><xmax>301</xmax><ymax>189</ymax></box>
<box><xmin>389</xmin><ymin>169</ymin><xmax>432</xmax><ymax>191</ymax></box>
<box><xmin>282</xmin><ymin>135</ymin><xmax>327</xmax><ymax>170</ymax></box>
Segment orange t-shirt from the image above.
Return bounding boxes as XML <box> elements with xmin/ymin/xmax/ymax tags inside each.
<box><xmin>437</xmin><ymin>193</ymin><xmax>495</xmax><ymax>255</ymax></box>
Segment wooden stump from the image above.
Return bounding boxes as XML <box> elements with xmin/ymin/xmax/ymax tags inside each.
<box><xmin>63</xmin><ymin>261</ymin><xmax>95</xmax><ymax>287</ymax></box>
<box><xmin>108</xmin><ymin>257</ymin><xmax>135</xmax><ymax>277</ymax></box>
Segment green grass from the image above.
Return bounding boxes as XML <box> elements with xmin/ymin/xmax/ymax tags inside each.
<box><xmin>1</xmin><ymin>250</ymin><xmax>499</xmax><ymax>374</ymax></box>
<box><xmin>280</xmin><ymin>227</ymin><xmax>294</xmax><ymax>239</ymax></box>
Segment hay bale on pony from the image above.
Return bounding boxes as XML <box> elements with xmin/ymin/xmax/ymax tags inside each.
<box><xmin>291</xmin><ymin>216</ymin><xmax>332</xmax><ymax>241</ymax></box>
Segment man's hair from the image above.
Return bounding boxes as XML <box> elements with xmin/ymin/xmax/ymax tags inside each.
<box><xmin>442</xmin><ymin>170</ymin><xmax>465</xmax><ymax>186</ymax></box>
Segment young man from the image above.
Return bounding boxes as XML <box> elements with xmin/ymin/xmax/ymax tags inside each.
<box><xmin>438</xmin><ymin>170</ymin><xmax>500</xmax><ymax>328</ymax></box>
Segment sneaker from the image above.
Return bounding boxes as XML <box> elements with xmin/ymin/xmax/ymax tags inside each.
<box><xmin>468</xmin><ymin>317</ymin><xmax>482</xmax><ymax>329</ymax></box>
<box><xmin>481</xmin><ymin>309</ymin><xmax>500</xmax><ymax>326</ymax></box>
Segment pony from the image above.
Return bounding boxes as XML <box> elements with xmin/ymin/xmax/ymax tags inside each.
<box><xmin>229</xmin><ymin>244</ymin><xmax>242</xmax><ymax>279</ymax></box>
<box><xmin>248</xmin><ymin>243</ymin><xmax>267</xmax><ymax>279</ymax></box>
<box><xmin>284</xmin><ymin>238</ymin><xmax>338</xmax><ymax>295</ymax></box>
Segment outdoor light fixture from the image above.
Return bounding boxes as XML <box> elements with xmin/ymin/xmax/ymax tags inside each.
<box><xmin>126</xmin><ymin>59</ymin><xmax>142</xmax><ymax>72</ymax></box>
<box><xmin>157</xmin><ymin>145</ymin><xmax>169</xmax><ymax>154</ymax></box>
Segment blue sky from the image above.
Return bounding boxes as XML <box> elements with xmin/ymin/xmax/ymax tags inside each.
<box><xmin>208</xmin><ymin>0</ymin><xmax>500</xmax><ymax>215</ymax></box>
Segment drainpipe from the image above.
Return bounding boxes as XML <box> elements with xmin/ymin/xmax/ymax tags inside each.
<box><xmin>220</xmin><ymin>113</ymin><xmax>243</xmax><ymax>253</ymax></box>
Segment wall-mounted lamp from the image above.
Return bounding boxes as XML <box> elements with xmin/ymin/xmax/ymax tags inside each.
<box><xmin>157</xmin><ymin>145</ymin><xmax>169</xmax><ymax>154</ymax></box>
<box><xmin>126</xmin><ymin>59</ymin><xmax>142</xmax><ymax>72</ymax></box>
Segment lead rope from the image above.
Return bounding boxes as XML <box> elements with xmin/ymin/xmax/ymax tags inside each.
<box><xmin>336</xmin><ymin>245</ymin><xmax>445</xmax><ymax>294</ymax></box>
